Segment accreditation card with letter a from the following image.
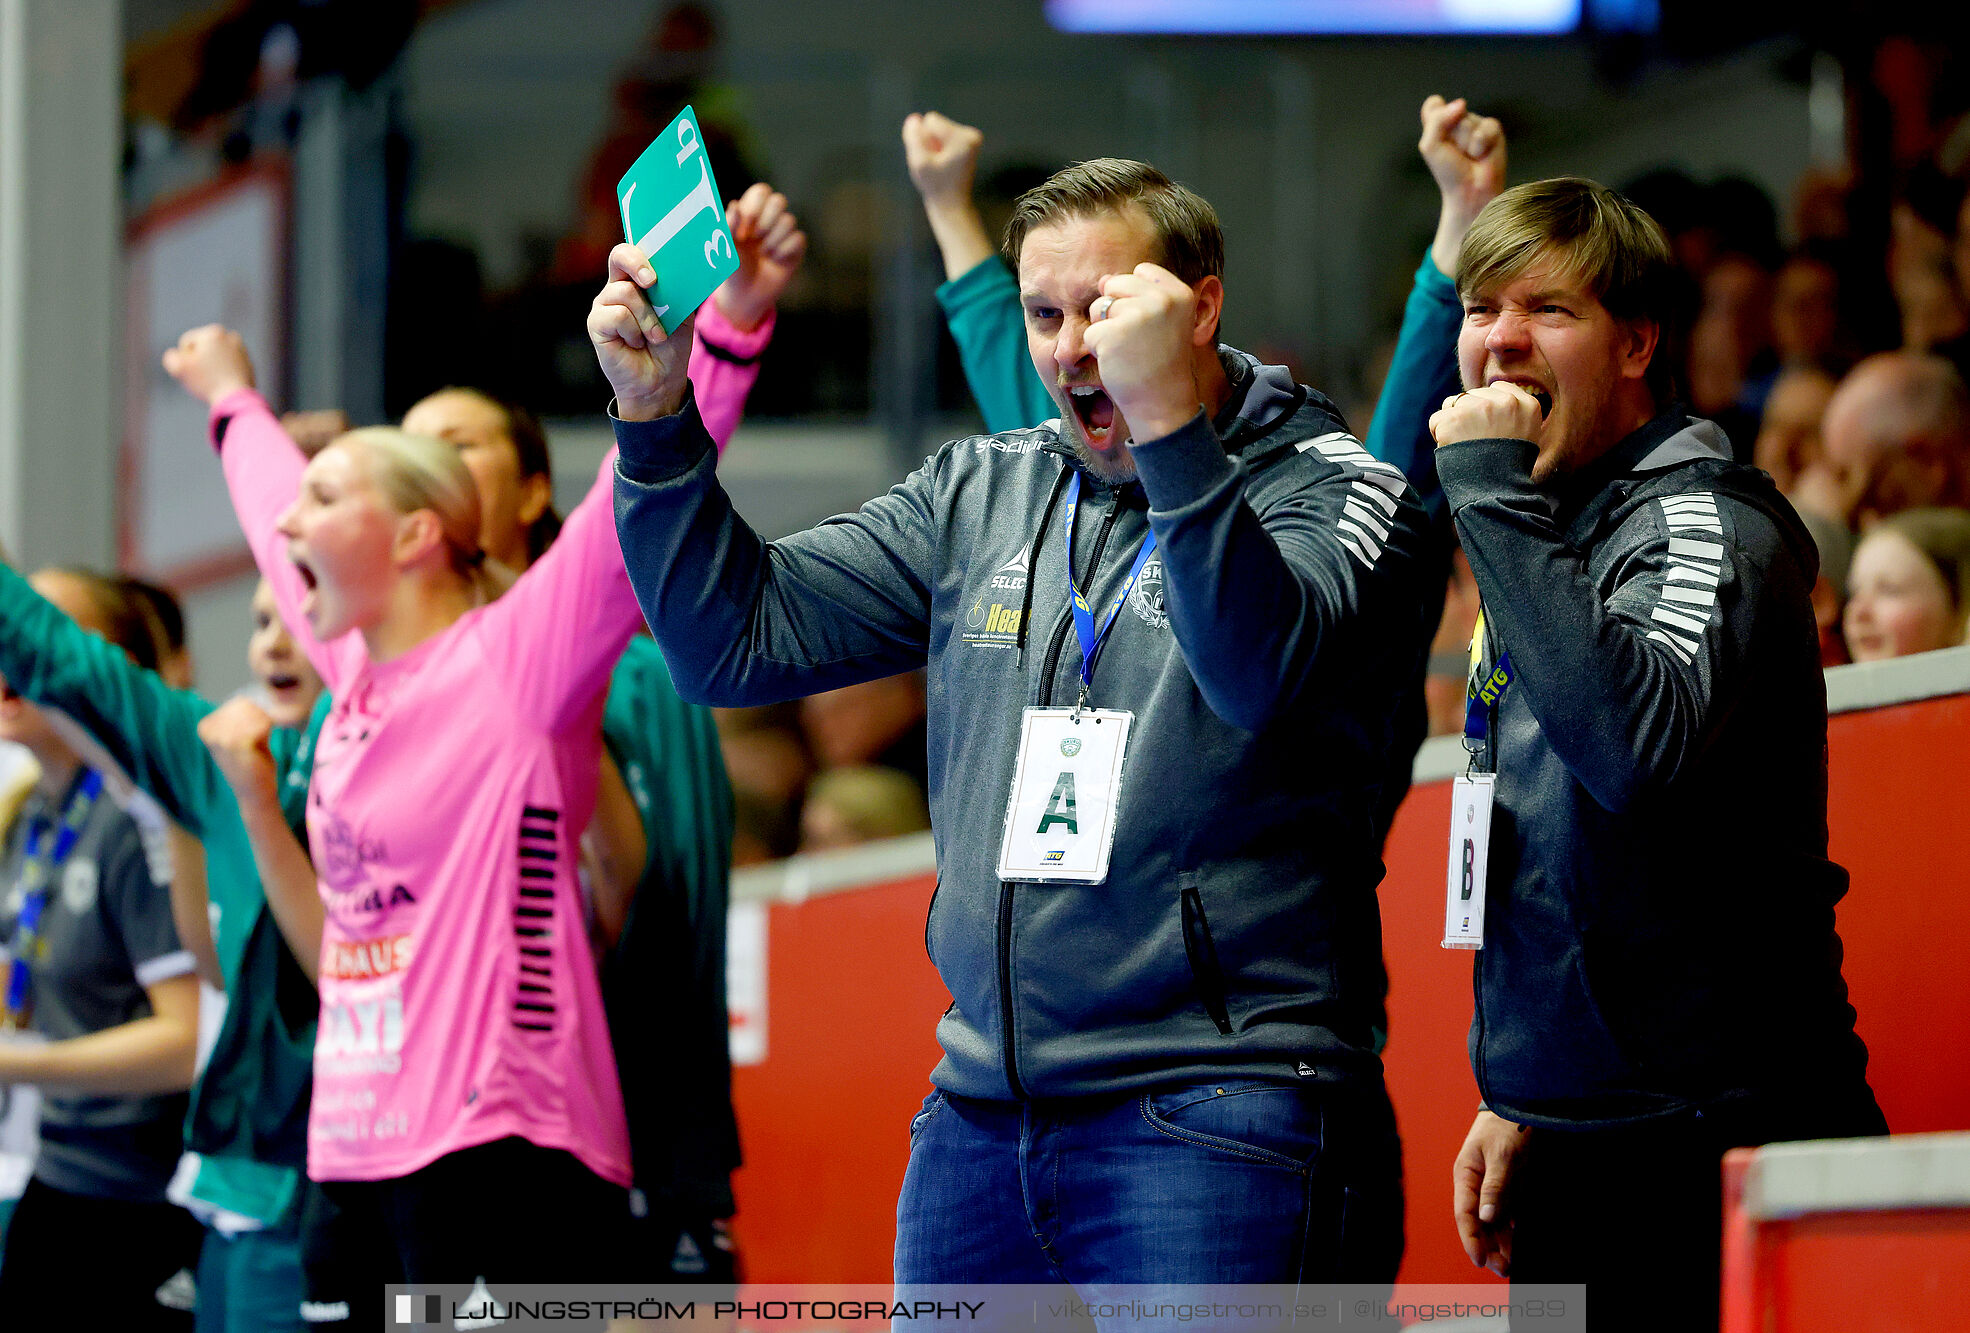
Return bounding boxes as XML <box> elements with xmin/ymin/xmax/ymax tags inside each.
<box><xmin>997</xmin><ymin>707</ymin><xmax>1133</xmax><ymax>883</ymax></box>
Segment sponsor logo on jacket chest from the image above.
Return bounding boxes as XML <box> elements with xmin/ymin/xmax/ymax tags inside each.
<box><xmin>962</xmin><ymin>547</ymin><xmax>1030</xmax><ymax>650</ymax></box>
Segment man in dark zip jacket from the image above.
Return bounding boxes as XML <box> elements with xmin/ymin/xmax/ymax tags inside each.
<box><xmin>593</xmin><ymin>160</ymin><xmax>1432</xmax><ymax>1288</ymax></box>
<box><xmin>1430</xmin><ymin>177</ymin><xmax>1884</xmax><ymax>1330</ymax></box>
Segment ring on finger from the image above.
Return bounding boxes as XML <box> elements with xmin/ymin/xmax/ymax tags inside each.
<box><xmin>1090</xmin><ymin>295</ymin><xmax>1114</xmax><ymax>322</ymax></box>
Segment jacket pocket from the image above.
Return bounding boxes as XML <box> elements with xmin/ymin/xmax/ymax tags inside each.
<box><xmin>1180</xmin><ymin>880</ymin><xmax>1234</xmax><ymax>1035</ymax></box>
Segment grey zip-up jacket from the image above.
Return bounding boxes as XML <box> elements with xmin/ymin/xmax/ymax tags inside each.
<box><xmin>1439</xmin><ymin>410</ymin><xmax>1873</xmax><ymax>1127</ymax></box>
<box><xmin>614</xmin><ymin>349</ymin><xmax>1432</xmax><ymax>1099</ymax></box>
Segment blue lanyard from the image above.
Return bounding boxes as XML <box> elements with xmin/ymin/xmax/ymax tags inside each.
<box><xmin>1463</xmin><ymin>609</ymin><xmax>1514</xmax><ymax>750</ymax></box>
<box><xmin>4</xmin><ymin>769</ymin><xmax>104</xmax><ymax>1022</ymax></box>
<box><xmin>1063</xmin><ymin>471</ymin><xmax>1158</xmax><ymax>708</ymax></box>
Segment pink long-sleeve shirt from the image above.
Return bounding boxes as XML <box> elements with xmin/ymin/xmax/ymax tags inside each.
<box><xmin>209</xmin><ymin>316</ymin><xmax>768</xmax><ymax>1185</ymax></box>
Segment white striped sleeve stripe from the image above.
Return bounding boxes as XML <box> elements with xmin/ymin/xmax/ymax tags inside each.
<box><xmin>1350</xmin><ymin>479</ymin><xmax>1400</xmax><ymax>519</ymax></box>
<box><xmin>1335</xmin><ymin>529</ymin><xmax>1374</xmax><ymax>570</ymax></box>
<box><xmin>1648</xmin><ymin>629</ymin><xmax>1697</xmax><ymax>664</ymax></box>
<box><xmin>1659</xmin><ymin>583</ymin><xmax>1717</xmax><ymax>608</ymax></box>
<box><xmin>1343</xmin><ymin>498</ymin><xmax>1392</xmax><ymax>543</ymax></box>
<box><xmin>1668</xmin><ymin>536</ymin><xmax>1723</xmax><ymax>560</ymax></box>
<box><xmin>1651</xmin><ymin>604</ymin><xmax>1710</xmax><ymax>635</ymax></box>
<box><xmin>1665</xmin><ymin>563</ymin><xmax>1722</xmax><ymax>587</ymax></box>
<box><xmin>1311</xmin><ymin>440</ymin><xmax>1410</xmax><ymax>496</ymax></box>
<box><xmin>1337</xmin><ymin>516</ymin><xmax>1384</xmax><ymax>561</ymax></box>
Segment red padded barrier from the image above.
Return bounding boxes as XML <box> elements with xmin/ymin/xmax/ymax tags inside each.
<box><xmin>725</xmin><ymin>691</ymin><xmax>1970</xmax><ymax>1287</ymax></box>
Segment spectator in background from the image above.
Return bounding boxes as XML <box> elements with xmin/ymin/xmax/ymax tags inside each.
<box><xmin>1933</xmin><ymin>186</ymin><xmax>1970</xmax><ymax>385</ymax></box>
<box><xmin>797</xmin><ymin>672</ymin><xmax>929</xmax><ymax>796</ymax></box>
<box><xmin>1798</xmin><ymin>506</ymin><xmax>1857</xmax><ymax>666</ymax></box>
<box><xmin>715</xmin><ymin>705</ymin><xmax>813</xmax><ymax>866</ymax></box>
<box><xmin>1812</xmin><ymin>350</ymin><xmax>1970</xmax><ymax>529</ymax></box>
<box><xmin>1754</xmin><ymin>365</ymin><xmax>1839</xmax><ymax>495</ymax></box>
<box><xmin>1771</xmin><ymin>248</ymin><xmax>1859</xmax><ymax>373</ymax></box>
<box><xmin>556</xmin><ymin>1</ymin><xmax>763</xmax><ymax>293</ymax></box>
<box><xmin>117</xmin><ymin>578</ymin><xmax>194</xmax><ymax>691</ymax></box>
<box><xmin>1888</xmin><ymin>168</ymin><xmax>1968</xmax><ymax>354</ymax></box>
<box><xmin>1843</xmin><ymin>506</ymin><xmax>1970</xmax><ymax>662</ymax></box>
<box><xmin>1687</xmin><ymin>250</ymin><xmax>1777</xmax><ymax>457</ymax></box>
<box><xmin>798</xmin><ymin>766</ymin><xmax>931</xmax><ymax>854</ymax></box>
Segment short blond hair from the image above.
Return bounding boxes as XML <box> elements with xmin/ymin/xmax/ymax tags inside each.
<box><xmin>336</xmin><ymin>428</ymin><xmax>512</xmax><ymax>600</ymax></box>
<box><xmin>1459</xmin><ymin>177</ymin><xmax>1683</xmax><ymax>404</ymax></box>
<box><xmin>1003</xmin><ymin>158</ymin><xmax>1223</xmax><ymax>288</ymax></box>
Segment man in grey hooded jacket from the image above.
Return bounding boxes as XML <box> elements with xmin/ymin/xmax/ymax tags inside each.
<box><xmin>592</xmin><ymin>158</ymin><xmax>1431</xmax><ymax>1288</ymax></box>
<box><xmin>1432</xmin><ymin>177</ymin><xmax>1883</xmax><ymax>1331</ymax></box>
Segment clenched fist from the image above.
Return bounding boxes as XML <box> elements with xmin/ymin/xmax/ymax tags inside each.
<box><xmin>198</xmin><ymin>696</ymin><xmax>281</xmax><ymax>810</ymax></box>
<box><xmin>163</xmin><ymin>325</ymin><xmax>256</xmax><ymax>407</ymax></box>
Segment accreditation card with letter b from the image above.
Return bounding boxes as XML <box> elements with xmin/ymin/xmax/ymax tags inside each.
<box><xmin>997</xmin><ymin>708</ymin><xmax>1133</xmax><ymax>883</ymax></box>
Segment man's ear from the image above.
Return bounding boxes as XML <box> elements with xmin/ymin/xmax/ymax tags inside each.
<box><xmin>1191</xmin><ymin>275</ymin><xmax>1225</xmax><ymax>348</ymax></box>
<box><xmin>392</xmin><ymin>508</ymin><xmax>448</xmax><ymax>568</ymax></box>
<box><xmin>515</xmin><ymin>471</ymin><xmax>553</xmax><ymax>528</ymax></box>
<box><xmin>1620</xmin><ymin>317</ymin><xmax>1661</xmax><ymax>382</ymax></box>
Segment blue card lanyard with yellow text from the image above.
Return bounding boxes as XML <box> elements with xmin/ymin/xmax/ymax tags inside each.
<box><xmin>3</xmin><ymin>769</ymin><xmax>104</xmax><ymax>1027</ymax></box>
<box><xmin>1445</xmin><ymin>609</ymin><xmax>1512</xmax><ymax>949</ymax></box>
<box><xmin>997</xmin><ymin>473</ymin><xmax>1154</xmax><ymax>884</ymax></box>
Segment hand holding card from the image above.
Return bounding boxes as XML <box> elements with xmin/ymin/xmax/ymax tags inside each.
<box><xmin>586</xmin><ymin>243</ymin><xmax>695</xmax><ymax>422</ymax></box>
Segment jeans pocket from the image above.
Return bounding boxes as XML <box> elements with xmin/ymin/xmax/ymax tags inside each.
<box><xmin>1139</xmin><ymin>1080</ymin><xmax>1321</xmax><ymax>1172</ymax></box>
<box><xmin>908</xmin><ymin>1090</ymin><xmax>946</xmax><ymax>1144</ymax></box>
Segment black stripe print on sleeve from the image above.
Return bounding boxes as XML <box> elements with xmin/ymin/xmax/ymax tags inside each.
<box><xmin>513</xmin><ymin>804</ymin><xmax>561</xmax><ymax>1033</ymax></box>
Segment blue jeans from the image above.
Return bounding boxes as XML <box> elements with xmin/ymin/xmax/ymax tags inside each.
<box><xmin>894</xmin><ymin>1077</ymin><xmax>1402</xmax><ymax>1291</ymax></box>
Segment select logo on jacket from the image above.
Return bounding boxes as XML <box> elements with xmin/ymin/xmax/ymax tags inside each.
<box><xmin>962</xmin><ymin>547</ymin><xmax>1031</xmax><ymax>649</ymax></box>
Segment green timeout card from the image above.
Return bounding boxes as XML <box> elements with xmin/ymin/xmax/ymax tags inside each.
<box><xmin>616</xmin><ymin>105</ymin><xmax>740</xmax><ymax>334</ymax></box>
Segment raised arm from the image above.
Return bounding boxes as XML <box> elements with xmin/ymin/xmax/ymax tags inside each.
<box><xmin>163</xmin><ymin>327</ymin><xmax>357</xmax><ymax>690</ymax></box>
<box><xmin>903</xmin><ymin>111</ymin><xmax>1055</xmax><ymax>432</ymax></box>
<box><xmin>1365</xmin><ymin>95</ymin><xmax>1506</xmax><ymax>516</ymax></box>
<box><xmin>903</xmin><ymin>111</ymin><xmax>995</xmax><ymax>282</ymax></box>
<box><xmin>596</xmin><ymin>244</ymin><xmax>937</xmax><ymax>705</ymax></box>
<box><xmin>692</xmin><ymin>181</ymin><xmax>806</xmax><ymax>451</ymax></box>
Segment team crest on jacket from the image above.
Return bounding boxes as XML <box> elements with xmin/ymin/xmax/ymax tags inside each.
<box><xmin>1129</xmin><ymin>557</ymin><xmax>1168</xmax><ymax>630</ymax></box>
<box><xmin>962</xmin><ymin>546</ymin><xmax>1030</xmax><ymax>650</ymax></box>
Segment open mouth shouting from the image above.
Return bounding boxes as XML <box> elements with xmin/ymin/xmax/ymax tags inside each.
<box><xmin>290</xmin><ymin>550</ymin><xmax>322</xmax><ymax>624</ymax></box>
<box><xmin>1065</xmin><ymin>381</ymin><xmax>1121</xmax><ymax>450</ymax></box>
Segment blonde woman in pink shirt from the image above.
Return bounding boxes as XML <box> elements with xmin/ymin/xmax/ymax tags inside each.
<box><xmin>159</xmin><ymin>186</ymin><xmax>800</xmax><ymax>1299</ymax></box>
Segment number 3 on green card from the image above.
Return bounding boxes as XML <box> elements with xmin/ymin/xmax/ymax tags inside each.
<box><xmin>615</xmin><ymin>105</ymin><xmax>742</xmax><ymax>334</ymax></box>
